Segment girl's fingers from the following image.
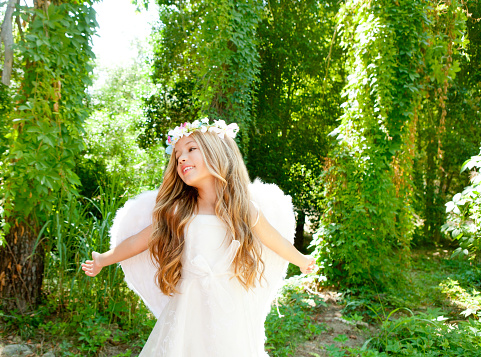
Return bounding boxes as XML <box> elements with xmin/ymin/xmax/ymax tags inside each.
<box><xmin>81</xmin><ymin>256</ymin><xmax>98</xmax><ymax>277</ymax></box>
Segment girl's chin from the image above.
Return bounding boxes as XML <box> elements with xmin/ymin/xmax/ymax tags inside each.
<box><xmin>181</xmin><ymin>176</ymin><xmax>197</xmax><ymax>186</ymax></box>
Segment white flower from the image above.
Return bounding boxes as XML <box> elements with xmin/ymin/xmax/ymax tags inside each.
<box><xmin>214</xmin><ymin>119</ymin><xmax>227</xmax><ymax>129</ymax></box>
<box><xmin>225</xmin><ymin>123</ymin><xmax>239</xmax><ymax>138</ymax></box>
<box><xmin>165</xmin><ymin>118</ymin><xmax>239</xmax><ymax>155</ymax></box>
<box><xmin>209</xmin><ymin>126</ymin><xmax>222</xmax><ymax>134</ymax></box>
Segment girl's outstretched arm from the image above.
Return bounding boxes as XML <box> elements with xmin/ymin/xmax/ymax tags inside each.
<box><xmin>81</xmin><ymin>225</ymin><xmax>152</xmax><ymax>277</ymax></box>
<box><xmin>251</xmin><ymin>206</ymin><xmax>315</xmax><ymax>274</ymax></box>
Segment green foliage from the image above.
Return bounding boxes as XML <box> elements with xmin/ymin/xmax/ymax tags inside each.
<box><xmin>0</xmin><ymin>84</ymin><xmax>13</xmax><ymax>156</ymax></box>
<box><xmin>440</xmin><ymin>278</ymin><xmax>481</xmax><ymax>319</ymax></box>
<box><xmin>1</xmin><ymin>2</ymin><xmax>97</xmax><ymax>222</ymax></box>
<box><xmin>340</xmin><ymin>249</ymin><xmax>481</xmax><ymax>322</ymax></box>
<box><xmin>265</xmin><ymin>276</ymin><xmax>327</xmax><ymax>357</ymax></box>
<box><xmin>145</xmin><ymin>1</ymin><xmax>344</xmax><ymax>236</ymax></box>
<box><xmin>77</xmin><ymin>315</ymin><xmax>112</xmax><ymax>354</ymax></box>
<box><xmin>0</xmin><ymin>84</ymin><xmax>13</xmax><ymax>240</ymax></box>
<box><xmin>141</xmin><ymin>78</ymin><xmax>199</xmax><ymax>148</ymax></box>
<box><xmin>190</xmin><ymin>0</ymin><xmax>262</xmax><ymax>127</ymax></box>
<box><xmin>314</xmin><ymin>0</ymin><xmax>468</xmax><ymax>289</ymax></box>
<box><xmin>443</xmin><ymin>147</ymin><xmax>481</xmax><ymax>259</ymax></box>
<box><xmin>142</xmin><ymin>0</ymin><xmax>262</xmax><ymax>151</ymax></box>
<box><xmin>366</xmin><ymin>309</ymin><xmax>481</xmax><ymax>356</ymax></box>
<box><xmin>1</xmin><ymin>180</ymin><xmax>155</xmax><ymax>355</ymax></box>
<box><xmin>246</xmin><ymin>0</ymin><xmax>342</xmax><ymax>226</ymax></box>
<box><xmin>78</xmin><ymin>58</ymin><xmax>166</xmax><ymax>197</ymax></box>
<box><xmin>337</xmin><ymin>249</ymin><xmax>481</xmax><ymax>356</ymax></box>
<box><xmin>43</xmin><ymin>179</ymin><xmax>136</xmax><ymax>323</ymax></box>
<box><xmin>411</xmin><ymin>0</ymin><xmax>479</xmax><ymax>245</ymax></box>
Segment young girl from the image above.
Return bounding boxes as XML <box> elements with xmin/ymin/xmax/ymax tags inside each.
<box><xmin>81</xmin><ymin>119</ymin><xmax>315</xmax><ymax>356</ymax></box>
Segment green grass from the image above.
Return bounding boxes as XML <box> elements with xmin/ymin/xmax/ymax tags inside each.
<box><xmin>1</xmin><ymin>179</ymin><xmax>157</xmax><ymax>356</ymax></box>
<box><xmin>265</xmin><ymin>275</ymin><xmax>328</xmax><ymax>357</ymax></box>
<box><xmin>338</xmin><ymin>248</ymin><xmax>481</xmax><ymax>357</ymax></box>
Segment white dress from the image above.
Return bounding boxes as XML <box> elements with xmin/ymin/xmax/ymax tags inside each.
<box><xmin>140</xmin><ymin>215</ymin><xmax>267</xmax><ymax>356</ymax></box>
<box><xmin>110</xmin><ymin>180</ymin><xmax>295</xmax><ymax>357</ymax></box>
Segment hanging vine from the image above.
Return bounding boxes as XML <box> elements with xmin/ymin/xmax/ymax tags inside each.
<box><xmin>414</xmin><ymin>0</ymin><xmax>468</xmax><ymax>243</ymax></box>
<box><xmin>313</xmin><ymin>0</ymin><xmax>467</xmax><ymax>288</ymax></box>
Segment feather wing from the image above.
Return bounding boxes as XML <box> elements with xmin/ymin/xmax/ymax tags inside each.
<box><xmin>109</xmin><ymin>189</ymin><xmax>169</xmax><ymax>318</ymax></box>
<box><xmin>248</xmin><ymin>179</ymin><xmax>296</xmax><ymax>332</ymax></box>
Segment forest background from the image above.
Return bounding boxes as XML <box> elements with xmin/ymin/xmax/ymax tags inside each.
<box><xmin>1</xmin><ymin>0</ymin><xmax>481</xmax><ymax>356</ymax></box>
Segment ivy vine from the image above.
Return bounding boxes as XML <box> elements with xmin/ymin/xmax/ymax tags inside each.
<box><xmin>313</xmin><ymin>0</ymin><xmax>467</xmax><ymax>288</ymax></box>
<box><xmin>1</xmin><ymin>2</ymin><xmax>97</xmax><ymax>225</ymax></box>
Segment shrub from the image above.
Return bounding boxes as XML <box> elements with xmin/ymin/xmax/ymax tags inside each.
<box><xmin>443</xmin><ymin>147</ymin><xmax>481</xmax><ymax>260</ymax></box>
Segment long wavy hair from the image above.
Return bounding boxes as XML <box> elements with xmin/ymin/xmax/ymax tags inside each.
<box><xmin>149</xmin><ymin>130</ymin><xmax>264</xmax><ymax>295</ymax></box>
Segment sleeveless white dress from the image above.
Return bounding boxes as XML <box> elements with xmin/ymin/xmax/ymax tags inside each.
<box><xmin>139</xmin><ymin>215</ymin><xmax>266</xmax><ymax>356</ymax></box>
<box><xmin>110</xmin><ymin>180</ymin><xmax>295</xmax><ymax>357</ymax></box>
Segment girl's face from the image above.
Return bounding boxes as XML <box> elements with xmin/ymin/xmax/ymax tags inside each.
<box><xmin>174</xmin><ymin>135</ymin><xmax>214</xmax><ymax>188</ymax></box>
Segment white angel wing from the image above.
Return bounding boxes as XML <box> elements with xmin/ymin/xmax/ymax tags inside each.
<box><xmin>248</xmin><ymin>179</ymin><xmax>296</xmax><ymax>338</ymax></box>
<box><xmin>109</xmin><ymin>180</ymin><xmax>295</xmax><ymax>321</ymax></box>
<box><xmin>109</xmin><ymin>189</ymin><xmax>170</xmax><ymax>318</ymax></box>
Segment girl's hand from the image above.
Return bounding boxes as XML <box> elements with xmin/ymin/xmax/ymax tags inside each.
<box><xmin>300</xmin><ymin>255</ymin><xmax>316</xmax><ymax>274</ymax></box>
<box><xmin>81</xmin><ymin>251</ymin><xmax>103</xmax><ymax>277</ymax></box>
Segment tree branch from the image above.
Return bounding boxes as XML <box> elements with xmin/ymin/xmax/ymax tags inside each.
<box><xmin>15</xmin><ymin>15</ymin><xmax>24</xmax><ymax>41</ymax></box>
<box><xmin>1</xmin><ymin>0</ymin><xmax>17</xmax><ymax>86</ymax></box>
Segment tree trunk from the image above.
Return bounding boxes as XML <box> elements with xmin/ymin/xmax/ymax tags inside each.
<box><xmin>294</xmin><ymin>211</ymin><xmax>306</xmax><ymax>251</ymax></box>
<box><xmin>0</xmin><ymin>0</ymin><xmax>17</xmax><ymax>86</ymax></box>
<box><xmin>0</xmin><ymin>220</ymin><xmax>44</xmax><ymax>313</ymax></box>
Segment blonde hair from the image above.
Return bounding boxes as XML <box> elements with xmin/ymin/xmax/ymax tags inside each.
<box><xmin>149</xmin><ymin>130</ymin><xmax>264</xmax><ymax>295</ymax></box>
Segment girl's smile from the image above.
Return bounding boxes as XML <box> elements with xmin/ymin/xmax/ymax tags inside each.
<box><xmin>181</xmin><ymin>165</ymin><xmax>194</xmax><ymax>174</ymax></box>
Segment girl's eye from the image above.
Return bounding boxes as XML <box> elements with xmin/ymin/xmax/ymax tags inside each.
<box><xmin>176</xmin><ymin>148</ymin><xmax>196</xmax><ymax>163</ymax></box>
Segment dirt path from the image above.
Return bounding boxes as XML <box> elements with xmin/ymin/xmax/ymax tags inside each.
<box><xmin>294</xmin><ymin>291</ymin><xmax>375</xmax><ymax>357</ymax></box>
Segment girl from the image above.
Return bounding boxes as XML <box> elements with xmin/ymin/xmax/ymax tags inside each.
<box><xmin>82</xmin><ymin>119</ymin><xmax>315</xmax><ymax>356</ymax></box>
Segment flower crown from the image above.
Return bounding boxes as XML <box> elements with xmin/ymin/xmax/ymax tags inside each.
<box><xmin>165</xmin><ymin>118</ymin><xmax>239</xmax><ymax>155</ymax></box>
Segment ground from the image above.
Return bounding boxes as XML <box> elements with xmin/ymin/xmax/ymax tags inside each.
<box><xmin>1</xmin><ymin>248</ymin><xmax>476</xmax><ymax>356</ymax></box>
<box><xmin>0</xmin><ymin>292</ymin><xmax>374</xmax><ymax>357</ymax></box>
<box><xmin>294</xmin><ymin>291</ymin><xmax>375</xmax><ymax>357</ymax></box>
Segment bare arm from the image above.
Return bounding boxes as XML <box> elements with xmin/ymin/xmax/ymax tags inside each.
<box><xmin>251</xmin><ymin>205</ymin><xmax>315</xmax><ymax>274</ymax></box>
<box><xmin>81</xmin><ymin>225</ymin><xmax>152</xmax><ymax>277</ymax></box>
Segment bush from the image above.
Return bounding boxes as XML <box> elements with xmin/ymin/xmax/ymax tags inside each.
<box><xmin>367</xmin><ymin>309</ymin><xmax>481</xmax><ymax>356</ymax></box>
<box><xmin>443</xmin><ymin>147</ymin><xmax>481</xmax><ymax>260</ymax></box>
